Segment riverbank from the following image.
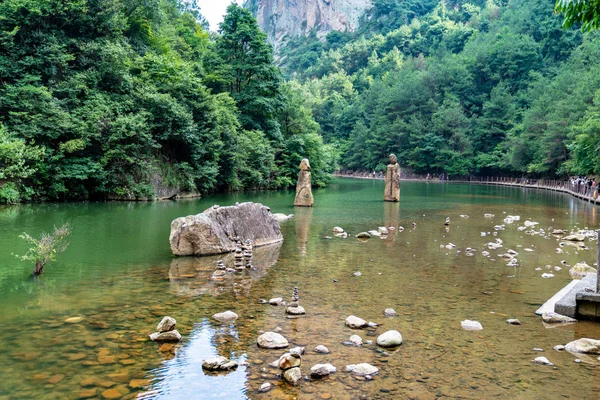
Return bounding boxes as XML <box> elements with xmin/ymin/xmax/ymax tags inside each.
<box><xmin>334</xmin><ymin>173</ymin><xmax>600</xmax><ymax>206</ymax></box>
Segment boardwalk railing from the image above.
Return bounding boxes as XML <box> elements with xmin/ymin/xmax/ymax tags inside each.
<box><xmin>333</xmin><ymin>173</ymin><xmax>600</xmax><ymax>205</ymax></box>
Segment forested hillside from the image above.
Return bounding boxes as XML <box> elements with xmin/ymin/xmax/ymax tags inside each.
<box><xmin>276</xmin><ymin>0</ymin><xmax>600</xmax><ymax>177</ymax></box>
<box><xmin>2</xmin><ymin>0</ymin><xmax>600</xmax><ymax>204</ymax></box>
<box><xmin>0</xmin><ymin>1</ymin><xmax>335</xmax><ymax>203</ymax></box>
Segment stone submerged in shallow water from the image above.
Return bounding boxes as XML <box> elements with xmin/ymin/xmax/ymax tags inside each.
<box><xmin>310</xmin><ymin>363</ymin><xmax>337</xmax><ymax>378</ymax></box>
<box><xmin>278</xmin><ymin>353</ymin><xmax>301</xmax><ymax>370</ymax></box>
<box><xmin>562</xmin><ymin>233</ymin><xmax>585</xmax><ymax>241</ymax></box>
<box><xmin>345</xmin><ymin>315</ymin><xmax>368</xmax><ymax>329</ymax></box>
<box><xmin>283</xmin><ymin>367</ymin><xmax>302</xmax><ymax>385</ymax></box>
<box><xmin>346</xmin><ymin>363</ymin><xmax>379</xmax><ymax>376</ymax></box>
<box><xmin>156</xmin><ymin>316</ymin><xmax>176</xmax><ymax>333</ymax></box>
<box><xmin>202</xmin><ymin>356</ymin><xmax>238</xmax><ymax>371</ymax></box>
<box><xmin>65</xmin><ymin>317</ymin><xmax>84</xmax><ymax>324</ymax></box>
<box><xmin>506</xmin><ymin>319</ymin><xmax>521</xmax><ymax>325</ymax></box>
<box><xmin>348</xmin><ymin>334</ymin><xmax>363</xmax><ymax>346</ymax></box>
<box><xmin>533</xmin><ymin>356</ymin><xmax>553</xmax><ymax>366</ymax></box>
<box><xmin>356</xmin><ymin>232</ymin><xmax>371</xmax><ymax>239</ymax></box>
<box><xmin>259</xmin><ymin>382</ymin><xmax>272</xmax><ymax>392</ymax></box>
<box><xmin>315</xmin><ymin>345</ymin><xmax>330</xmax><ymax>354</ymax></box>
<box><xmin>384</xmin><ymin>308</ymin><xmax>397</xmax><ymax>316</ymax></box>
<box><xmin>285</xmin><ymin>305</ymin><xmax>306</xmax><ymax>315</ymax></box>
<box><xmin>212</xmin><ymin>310</ymin><xmax>238</xmax><ymax>323</ymax></box>
<box><xmin>273</xmin><ymin>213</ymin><xmax>293</xmax><ymax>222</ymax></box>
<box><xmin>149</xmin><ymin>330</ymin><xmax>181</xmax><ymax>343</ymax></box>
<box><xmin>257</xmin><ymin>332</ymin><xmax>289</xmax><ymax>349</ymax></box>
<box><xmin>565</xmin><ymin>338</ymin><xmax>600</xmax><ymax>354</ymax></box>
<box><xmin>269</xmin><ymin>297</ymin><xmax>283</xmax><ymax>306</ymax></box>
<box><xmin>542</xmin><ymin>312</ymin><xmax>577</xmax><ymax>324</ymax></box>
<box><xmin>569</xmin><ymin>262</ymin><xmax>596</xmax><ymax>278</ymax></box>
<box><xmin>461</xmin><ymin>320</ymin><xmax>483</xmax><ymax>331</ymax></box>
<box><xmin>376</xmin><ymin>330</ymin><xmax>403</xmax><ymax>347</ymax></box>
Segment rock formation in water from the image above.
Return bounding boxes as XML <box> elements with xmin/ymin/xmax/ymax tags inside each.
<box><xmin>169</xmin><ymin>202</ymin><xmax>283</xmax><ymax>256</ymax></box>
<box><xmin>294</xmin><ymin>158</ymin><xmax>314</xmax><ymax>207</ymax></box>
<box><xmin>384</xmin><ymin>154</ymin><xmax>400</xmax><ymax>202</ymax></box>
<box><xmin>246</xmin><ymin>0</ymin><xmax>372</xmax><ymax>50</ymax></box>
<box><xmin>149</xmin><ymin>316</ymin><xmax>182</xmax><ymax>343</ymax></box>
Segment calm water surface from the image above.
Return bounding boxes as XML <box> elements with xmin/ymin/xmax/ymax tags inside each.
<box><xmin>1</xmin><ymin>179</ymin><xmax>600</xmax><ymax>399</ymax></box>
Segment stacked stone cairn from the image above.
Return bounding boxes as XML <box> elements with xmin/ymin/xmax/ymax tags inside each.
<box><xmin>210</xmin><ymin>259</ymin><xmax>227</xmax><ymax>281</ymax></box>
<box><xmin>279</xmin><ymin>348</ymin><xmax>302</xmax><ymax>385</ymax></box>
<box><xmin>242</xmin><ymin>239</ymin><xmax>253</xmax><ymax>268</ymax></box>
<box><xmin>149</xmin><ymin>316</ymin><xmax>182</xmax><ymax>343</ymax></box>
<box><xmin>285</xmin><ymin>287</ymin><xmax>306</xmax><ymax>315</ymax></box>
<box><xmin>234</xmin><ymin>240</ymin><xmax>245</xmax><ymax>271</ymax></box>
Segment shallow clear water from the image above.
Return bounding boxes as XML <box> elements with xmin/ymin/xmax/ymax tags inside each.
<box><xmin>1</xmin><ymin>179</ymin><xmax>600</xmax><ymax>399</ymax></box>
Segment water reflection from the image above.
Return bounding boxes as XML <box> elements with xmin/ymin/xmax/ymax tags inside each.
<box><xmin>383</xmin><ymin>201</ymin><xmax>400</xmax><ymax>241</ymax></box>
<box><xmin>3</xmin><ymin>180</ymin><xmax>600</xmax><ymax>399</ymax></box>
<box><xmin>294</xmin><ymin>207</ymin><xmax>313</xmax><ymax>255</ymax></box>
<box><xmin>168</xmin><ymin>243</ymin><xmax>282</xmax><ymax>297</ymax></box>
<box><xmin>151</xmin><ymin>320</ymin><xmax>248</xmax><ymax>399</ymax></box>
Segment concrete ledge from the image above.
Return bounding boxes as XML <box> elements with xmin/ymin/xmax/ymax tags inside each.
<box><xmin>554</xmin><ymin>274</ymin><xmax>597</xmax><ymax>317</ymax></box>
<box><xmin>576</xmin><ymin>288</ymin><xmax>600</xmax><ymax>320</ymax></box>
<box><xmin>536</xmin><ymin>279</ymin><xmax>580</xmax><ymax>315</ymax></box>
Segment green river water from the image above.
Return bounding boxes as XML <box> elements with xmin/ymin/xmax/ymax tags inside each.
<box><xmin>1</xmin><ymin>178</ymin><xmax>600</xmax><ymax>399</ymax></box>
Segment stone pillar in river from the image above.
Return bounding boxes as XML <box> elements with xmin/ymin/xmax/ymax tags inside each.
<box><xmin>294</xmin><ymin>158</ymin><xmax>314</xmax><ymax>207</ymax></box>
<box><xmin>384</xmin><ymin>154</ymin><xmax>400</xmax><ymax>202</ymax></box>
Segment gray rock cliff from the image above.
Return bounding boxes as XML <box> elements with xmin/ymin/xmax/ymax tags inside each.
<box><xmin>245</xmin><ymin>0</ymin><xmax>372</xmax><ymax>50</ymax></box>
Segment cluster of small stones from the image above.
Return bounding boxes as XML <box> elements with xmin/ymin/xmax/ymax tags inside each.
<box><xmin>210</xmin><ymin>238</ymin><xmax>254</xmax><ymax>280</ymax></box>
<box><xmin>253</xmin><ymin>308</ymin><xmax>406</xmax><ymax>390</ymax></box>
<box><xmin>149</xmin><ymin>316</ymin><xmax>181</xmax><ymax>343</ymax></box>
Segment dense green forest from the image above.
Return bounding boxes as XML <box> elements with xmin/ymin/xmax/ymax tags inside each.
<box><xmin>2</xmin><ymin>0</ymin><xmax>600</xmax><ymax>204</ymax></box>
<box><xmin>0</xmin><ymin>0</ymin><xmax>335</xmax><ymax>203</ymax></box>
<box><xmin>278</xmin><ymin>0</ymin><xmax>600</xmax><ymax>176</ymax></box>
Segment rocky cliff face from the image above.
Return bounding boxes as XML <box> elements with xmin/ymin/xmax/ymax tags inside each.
<box><xmin>245</xmin><ymin>0</ymin><xmax>372</xmax><ymax>49</ymax></box>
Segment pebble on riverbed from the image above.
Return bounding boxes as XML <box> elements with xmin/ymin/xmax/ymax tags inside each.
<box><xmin>314</xmin><ymin>345</ymin><xmax>330</xmax><ymax>354</ymax></box>
<box><xmin>376</xmin><ymin>330</ymin><xmax>403</xmax><ymax>347</ymax></box>
<box><xmin>383</xmin><ymin>308</ymin><xmax>397</xmax><ymax>316</ymax></box>
<box><xmin>345</xmin><ymin>315</ymin><xmax>368</xmax><ymax>329</ymax></box>
<box><xmin>257</xmin><ymin>332</ymin><xmax>289</xmax><ymax>349</ymax></box>
<box><xmin>212</xmin><ymin>310</ymin><xmax>238</xmax><ymax>323</ymax></box>
<box><xmin>202</xmin><ymin>356</ymin><xmax>238</xmax><ymax>372</ymax></box>
<box><xmin>533</xmin><ymin>356</ymin><xmax>553</xmax><ymax>366</ymax></box>
<box><xmin>460</xmin><ymin>320</ymin><xmax>483</xmax><ymax>331</ymax></box>
<box><xmin>310</xmin><ymin>363</ymin><xmax>336</xmax><ymax>378</ymax></box>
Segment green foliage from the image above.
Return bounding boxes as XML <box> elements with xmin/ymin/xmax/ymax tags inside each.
<box><xmin>273</xmin><ymin>0</ymin><xmax>600</xmax><ymax>178</ymax></box>
<box><xmin>555</xmin><ymin>0</ymin><xmax>600</xmax><ymax>31</ymax></box>
<box><xmin>0</xmin><ymin>124</ymin><xmax>44</xmax><ymax>203</ymax></box>
<box><xmin>215</xmin><ymin>3</ymin><xmax>283</xmax><ymax>141</ymax></box>
<box><xmin>0</xmin><ymin>0</ymin><xmax>335</xmax><ymax>201</ymax></box>
<box><xmin>16</xmin><ymin>223</ymin><xmax>72</xmax><ymax>276</ymax></box>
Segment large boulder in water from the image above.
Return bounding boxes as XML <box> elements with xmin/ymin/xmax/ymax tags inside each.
<box><xmin>169</xmin><ymin>202</ymin><xmax>284</xmax><ymax>256</ymax></box>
